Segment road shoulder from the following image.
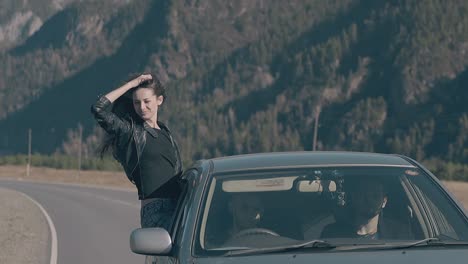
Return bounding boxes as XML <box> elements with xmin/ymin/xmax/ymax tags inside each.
<box><xmin>0</xmin><ymin>187</ymin><xmax>49</xmax><ymax>264</ymax></box>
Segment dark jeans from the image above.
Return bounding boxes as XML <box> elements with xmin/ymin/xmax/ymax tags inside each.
<box><xmin>140</xmin><ymin>198</ymin><xmax>177</xmax><ymax>229</ymax></box>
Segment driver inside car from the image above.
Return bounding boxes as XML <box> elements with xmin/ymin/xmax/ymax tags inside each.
<box><xmin>229</xmin><ymin>193</ymin><xmax>264</xmax><ymax>236</ymax></box>
<box><xmin>222</xmin><ymin>193</ymin><xmax>280</xmax><ymax>245</ymax></box>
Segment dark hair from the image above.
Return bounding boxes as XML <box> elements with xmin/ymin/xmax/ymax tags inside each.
<box><xmin>98</xmin><ymin>73</ymin><xmax>166</xmax><ymax>157</ymax></box>
<box><xmin>123</xmin><ymin>73</ymin><xmax>166</xmax><ymax>99</ymax></box>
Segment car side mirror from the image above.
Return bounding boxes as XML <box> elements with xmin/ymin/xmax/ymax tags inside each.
<box><xmin>130</xmin><ymin>228</ymin><xmax>172</xmax><ymax>255</ymax></box>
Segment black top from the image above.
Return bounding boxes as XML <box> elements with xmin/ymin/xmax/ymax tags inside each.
<box><xmin>136</xmin><ymin>127</ymin><xmax>179</xmax><ymax>199</ymax></box>
<box><xmin>91</xmin><ymin>96</ymin><xmax>183</xmax><ymax>199</ymax></box>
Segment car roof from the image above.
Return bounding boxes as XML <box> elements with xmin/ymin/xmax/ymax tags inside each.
<box><xmin>209</xmin><ymin>151</ymin><xmax>416</xmax><ymax>173</ymax></box>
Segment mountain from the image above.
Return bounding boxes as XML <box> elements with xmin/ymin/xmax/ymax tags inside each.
<box><xmin>0</xmin><ymin>0</ymin><xmax>467</xmax><ymax>166</ymax></box>
<box><xmin>0</xmin><ymin>0</ymin><xmax>86</xmax><ymax>51</ymax></box>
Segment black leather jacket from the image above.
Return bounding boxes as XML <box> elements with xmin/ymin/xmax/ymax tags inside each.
<box><xmin>91</xmin><ymin>96</ymin><xmax>183</xmax><ymax>199</ymax></box>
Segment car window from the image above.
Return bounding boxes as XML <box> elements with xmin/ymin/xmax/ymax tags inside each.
<box><xmin>194</xmin><ymin>166</ymin><xmax>468</xmax><ymax>256</ymax></box>
<box><xmin>406</xmin><ymin>173</ymin><xmax>468</xmax><ymax>240</ymax></box>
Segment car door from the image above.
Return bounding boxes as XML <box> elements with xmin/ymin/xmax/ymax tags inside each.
<box><xmin>171</xmin><ymin>168</ymin><xmax>203</xmax><ymax>259</ymax></box>
<box><xmin>145</xmin><ymin>169</ymin><xmax>201</xmax><ymax>264</ymax></box>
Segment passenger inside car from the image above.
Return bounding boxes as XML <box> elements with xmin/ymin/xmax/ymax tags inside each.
<box><xmin>320</xmin><ymin>176</ymin><xmax>412</xmax><ymax>240</ymax></box>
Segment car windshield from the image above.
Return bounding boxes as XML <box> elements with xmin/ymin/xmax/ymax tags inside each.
<box><xmin>194</xmin><ymin>166</ymin><xmax>468</xmax><ymax>255</ymax></box>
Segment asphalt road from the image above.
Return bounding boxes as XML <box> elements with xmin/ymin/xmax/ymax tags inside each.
<box><xmin>0</xmin><ymin>179</ymin><xmax>145</xmax><ymax>264</ymax></box>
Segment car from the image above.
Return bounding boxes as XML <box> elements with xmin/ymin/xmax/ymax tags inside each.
<box><xmin>130</xmin><ymin>151</ymin><xmax>468</xmax><ymax>263</ymax></box>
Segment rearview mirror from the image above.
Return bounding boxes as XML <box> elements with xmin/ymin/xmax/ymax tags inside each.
<box><xmin>297</xmin><ymin>180</ymin><xmax>336</xmax><ymax>192</ymax></box>
<box><xmin>130</xmin><ymin>228</ymin><xmax>172</xmax><ymax>255</ymax></box>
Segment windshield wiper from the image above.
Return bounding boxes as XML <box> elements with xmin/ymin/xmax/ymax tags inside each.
<box><xmin>383</xmin><ymin>237</ymin><xmax>468</xmax><ymax>250</ymax></box>
<box><xmin>396</xmin><ymin>237</ymin><xmax>444</xmax><ymax>248</ymax></box>
<box><xmin>224</xmin><ymin>240</ymin><xmax>336</xmax><ymax>257</ymax></box>
<box><xmin>224</xmin><ymin>237</ymin><xmax>468</xmax><ymax>256</ymax></box>
<box><xmin>331</xmin><ymin>237</ymin><xmax>468</xmax><ymax>251</ymax></box>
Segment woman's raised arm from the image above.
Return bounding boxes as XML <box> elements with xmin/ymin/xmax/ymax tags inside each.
<box><xmin>104</xmin><ymin>74</ymin><xmax>153</xmax><ymax>103</ymax></box>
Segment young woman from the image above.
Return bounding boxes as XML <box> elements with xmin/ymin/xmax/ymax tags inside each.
<box><xmin>91</xmin><ymin>73</ymin><xmax>183</xmax><ymax>229</ymax></box>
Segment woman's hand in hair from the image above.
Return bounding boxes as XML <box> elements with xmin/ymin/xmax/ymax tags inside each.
<box><xmin>104</xmin><ymin>74</ymin><xmax>153</xmax><ymax>103</ymax></box>
<box><xmin>128</xmin><ymin>74</ymin><xmax>153</xmax><ymax>88</ymax></box>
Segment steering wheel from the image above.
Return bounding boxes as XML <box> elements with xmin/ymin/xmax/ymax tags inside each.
<box><xmin>233</xmin><ymin>228</ymin><xmax>280</xmax><ymax>239</ymax></box>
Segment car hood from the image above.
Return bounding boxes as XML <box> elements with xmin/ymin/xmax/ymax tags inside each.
<box><xmin>195</xmin><ymin>248</ymin><xmax>468</xmax><ymax>264</ymax></box>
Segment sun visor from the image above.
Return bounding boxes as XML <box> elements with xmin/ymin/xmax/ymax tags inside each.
<box><xmin>222</xmin><ymin>176</ymin><xmax>298</xmax><ymax>192</ymax></box>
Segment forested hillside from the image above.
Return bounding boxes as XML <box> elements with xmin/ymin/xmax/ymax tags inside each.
<box><xmin>1</xmin><ymin>0</ymin><xmax>467</xmax><ymax>177</ymax></box>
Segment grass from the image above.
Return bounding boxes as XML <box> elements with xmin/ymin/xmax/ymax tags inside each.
<box><xmin>0</xmin><ymin>165</ymin><xmax>134</xmax><ymax>189</ymax></box>
<box><xmin>441</xmin><ymin>181</ymin><xmax>468</xmax><ymax>210</ymax></box>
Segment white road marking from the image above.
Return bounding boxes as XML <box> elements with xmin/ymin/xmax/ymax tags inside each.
<box><xmin>17</xmin><ymin>191</ymin><xmax>58</xmax><ymax>264</ymax></box>
<box><xmin>75</xmin><ymin>189</ymin><xmax>140</xmax><ymax>208</ymax></box>
<box><xmin>11</xmin><ymin>179</ymin><xmax>140</xmax><ymax>209</ymax></box>
<box><xmin>62</xmin><ymin>187</ymin><xmax>140</xmax><ymax>209</ymax></box>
